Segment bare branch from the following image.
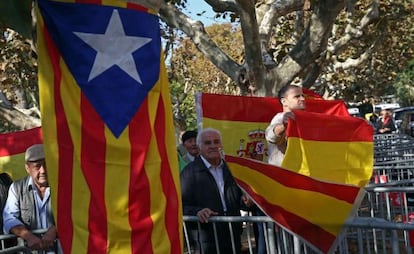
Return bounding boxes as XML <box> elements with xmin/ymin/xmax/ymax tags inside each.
<box><xmin>259</xmin><ymin>0</ymin><xmax>305</xmax><ymax>39</ymax></box>
<box><xmin>236</xmin><ymin>0</ymin><xmax>267</xmax><ymax>95</ymax></box>
<box><xmin>332</xmin><ymin>39</ymin><xmax>378</xmax><ymax>70</ymax></box>
<box><xmin>328</xmin><ymin>0</ymin><xmax>379</xmax><ymax>53</ymax></box>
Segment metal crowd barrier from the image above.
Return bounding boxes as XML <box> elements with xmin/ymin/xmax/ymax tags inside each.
<box><xmin>183</xmin><ymin>215</ymin><xmax>414</xmax><ymax>254</ymax></box>
<box><xmin>0</xmin><ymin>229</ymin><xmax>61</xmax><ymax>254</ymax></box>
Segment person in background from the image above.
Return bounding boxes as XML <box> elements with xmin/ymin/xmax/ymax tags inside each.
<box><xmin>369</xmin><ymin>113</ymin><xmax>379</xmax><ymax>129</ymax></box>
<box><xmin>181</xmin><ymin>128</ymin><xmax>253</xmax><ymax>254</ymax></box>
<box><xmin>177</xmin><ymin>130</ymin><xmax>200</xmax><ymax>171</ymax></box>
<box><xmin>376</xmin><ymin>109</ymin><xmax>396</xmax><ymax>134</ymax></box>
<box><xmin>3</xmin><ymin>144</ymin><xmax>57</xmax><ymax>252</ymax></box>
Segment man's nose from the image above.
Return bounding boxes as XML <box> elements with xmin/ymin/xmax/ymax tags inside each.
<box><xmin>39</xmin><ymin>165</ymin><xmax>47</xmax><ymax>173</ymax></box>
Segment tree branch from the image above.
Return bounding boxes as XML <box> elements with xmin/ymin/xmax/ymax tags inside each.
<box><xmin>159</xmin><ymin>2</ymin><xmax>241</xmax><ymax>81</ymax></box>
<box><xmin>328</xmin><ymin>0</ymin><xmax>379</xmax><ymax>54</ymax></box>
<box><xmin>268</xmin><ymin>0</ymin><xmax>345</xmax><ymax>94</ymax></box>
<box><xmin>236</xmin><ymin>0</ymin><xmax>267</xmax><ymax>96</ymax></box>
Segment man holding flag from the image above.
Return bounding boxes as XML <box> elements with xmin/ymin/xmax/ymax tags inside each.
<box><xmin>265</xmin><ymin>84</ymin><xmax>306</xmax><ymax>166</ymax></box>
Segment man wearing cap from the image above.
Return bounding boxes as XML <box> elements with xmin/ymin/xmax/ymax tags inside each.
<box><xmin>177</xmin><ymin>130</ymin><xmax>200</xmax><ymax>171</ymax></box>
<box><xmin>3</xmin><ymin>144</ymin><xmax>57</xmax><ymax>252</ymax></box>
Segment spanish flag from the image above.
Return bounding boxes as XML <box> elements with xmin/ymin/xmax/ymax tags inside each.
<box><xmin>226</xmin><ymin>155</ymin><xmax>364</xmax><ymax>254</ymax></box>
<box><xmin>0</xmin><ymin>127</ymin><xmax>43</xmax><ymax>180</ymax></box>
<box><xmin>37</xmin><ymin>1</ymin><xmax>182</xmax><ymax>253</ymax></box>
<box><xmin>224</xmin><ymin>111</ymin><xmax>373</xmax><ymax>253</ymax></box>
<box><xmin>199</xmin><ymin>94</ymin><xmax>372</xmax><ymax>253</ymax></box>
<box><xmin>282</xmin><ymin>110</ymin><xmax>374</xmax><ymax>187</ymax></box>
<box><xmin>197</xmin><ymin>92</ymin><xmax>349</xmax><ymax>162</ymax></box>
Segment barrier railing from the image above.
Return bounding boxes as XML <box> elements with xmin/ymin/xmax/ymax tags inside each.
<box><xmin>183</xmin><ymin>215</ymin><xmax>414</xmax><ymax>254</ymax></box>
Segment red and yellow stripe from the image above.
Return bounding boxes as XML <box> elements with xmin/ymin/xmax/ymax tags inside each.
<box><xmin>226</xmin><ymin>155</ymin><xmax>364</xmax><ymax>253</ymax></box>
<box><xmin>37</xmin><ymin>1</ymin><xmax>182</xmax><ymax>253</ymax></box>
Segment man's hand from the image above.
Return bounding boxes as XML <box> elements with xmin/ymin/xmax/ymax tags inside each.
<box><xmin>273</xmin><ymin>112</ymin><xmax>295</xmax><ymax>137</ymax></box>
<box><xmin>281</xmin><ymin>112</ymin><xmax>295</xmax><ymax>124</ymax></box>
<box><xmin>41</xmin><ymin>225</ymin><xmax>57</xmax><ymax>250</ymax></box>
<box><xmin>196</xmin><ymin>208</ymin><xmax>218</xmax><ymax>223</ymax></box>
<box><xmin>24</xmin><ymin>233</ymin><xmax>43</xmax><ymax>250</ymax></box>
<box><xmin>242</xmin><ymin>195</ymin><xmax>254</xmax><ymax>207</ymax></box>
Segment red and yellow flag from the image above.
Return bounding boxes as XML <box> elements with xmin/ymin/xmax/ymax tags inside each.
<box><xmin>282</xmin><ymin>110</ymin><xmax>374</xmax><ymax>187</ymax></box>
<box><xmin>225</xmin><ymin>155</ymin><xmax>364</xmax><ymax>254</ymax></box>
<box><xmin>37</xmin><ymin>0</ymin><xmax>181</xmax><ymax>253</ymax></box>
<box><xmin>197</xmin><ymin>93</ymin><xmax>349</xmax><ymax>162</ymax></box>
<box><xmin>0</xmin><ymin>127</ymin><xmax>43</xmax><ymax>180</ymax></box>
<box><xmin>198</xmin><ymin>93</ymin><xmax>373</xmax><ymax>253</ymax></box>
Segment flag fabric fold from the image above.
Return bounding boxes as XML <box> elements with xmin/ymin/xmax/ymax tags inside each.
<box><xmin>36</xmin><ymin>0</ymin><xmax>182</xmax><ymax>253</ymax></box>
<box><xmin>225</xmin><ymin>155</ymin><xmax>365</xmax><ymax>254</ymax></box>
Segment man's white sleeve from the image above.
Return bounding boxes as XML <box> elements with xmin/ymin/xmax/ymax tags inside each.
<box><xmin>265</xmin><ymin>112</ymin><xmax>285</xmax><ymax>143</ymax></box>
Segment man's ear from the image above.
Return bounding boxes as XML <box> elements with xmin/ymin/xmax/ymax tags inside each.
<box><xmin>280</xmin><ymin>97</ymin><xmax>287</xmax><ymax>106</ymax></box>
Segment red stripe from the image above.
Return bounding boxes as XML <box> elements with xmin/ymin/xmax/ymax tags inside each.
<box><xmin>201</xmin><ymin>94</ymin><xmax>349</xmax><ymax>122</ymax></box>
<box><xmin>43</xmin><ymin>27</ymin><xmax>74</xmax><ymax>254</ymax></box>
<box><xmin>225</xmin><ymin>155</ymin><xmax>359</xmax><ymax>203</ymax></box>
<box><xmin>80</xmin><ymin>94</ymin><xmax>107</xmax><ymax>253</ymax></box>
<box><xmin>155</xmin><ymin>95</ymin><xmax>181</xmax><ymax>254</ymax></box>
<box><xmin>0</xmin><ymin>127</ymin><xmax>43</xmax><ymax>156</ymax></box>
<box><xmin>201</xmin><ymin>93</ymin><xmax>280</xmax><ymax>122</ymax></box>
<box><xmin>127</xmin><ymin>2</ymin><xmax>148</xmax><ymax>12</ymax></box>
<box><xmin>129</xmin><ymin>99</ymin><xmax>153</xmax><ymax>254</ymax></box>
<box><xmin>236</xmin><ymin>180</ymin><xmax>335</xmax><ymax>253</ymax></box>
<box><xmin>286</xmin><ymin>110</ymin><xmax>373</xmax><ymax>142</ymax></box>
<box><xmin>74</xmin><ymin>0</ymin><xmax>148</xmax><ymax>12</ymax></box>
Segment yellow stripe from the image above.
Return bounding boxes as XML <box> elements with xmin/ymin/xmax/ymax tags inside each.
<box><xmin>282</xmin><ymin>138</ymin><xmax>373</xmax><ymax>187</ymax></box>
<box><xmin>59</xmin><ymin>60</ymin><xmax>91</xmax><ymax>253</ymax></box>
<box><xmin>202</xmin><ymin>118</ymin><xmax>268</xmax><ymax>159</ymax></box>
<box><xmin>36</xmin><ymin>5</ymin><xmax>71</xmax><ymax>250</ymax></box>
<box><xmin>147</xmin><ymin>80</ymin><xmax>171</xmax><ymax>253</ymax></box>
<box><xmin>105</xmin><ymin>126</ymin><xmax>132</xmax><ymax>252</ymax></box>
<box><xmin>228</xmin><ymin>162</ymin><xmax>353</xmax><ymax>235</ymax></box>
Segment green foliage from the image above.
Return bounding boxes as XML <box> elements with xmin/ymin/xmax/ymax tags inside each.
<box><xmin>170</xmin><ymin>80</ymin><xmax>197</xmax><ymax>131</ymax></box>
<box><xmin>393</xmin><ymin>59</ymin><xmax>414</xmax><ymax>107</ymax></box>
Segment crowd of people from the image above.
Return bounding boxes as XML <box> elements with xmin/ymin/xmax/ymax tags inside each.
<box><xmin>0</xmin><ymin>84</ymin><xmax>400</xmax><ymax>254</ymax></box>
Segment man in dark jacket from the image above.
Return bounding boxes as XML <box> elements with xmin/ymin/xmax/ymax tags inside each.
<box><xmin>181</xmin><ymin>128</ymin><xmax>252</xmax><ymax>254</ymax></box>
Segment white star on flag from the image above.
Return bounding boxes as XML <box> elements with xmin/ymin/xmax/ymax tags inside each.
<box><xmin>74</xmin><ymin>9</ymin><xmax>152</xmax><ymax>83</ymax></box>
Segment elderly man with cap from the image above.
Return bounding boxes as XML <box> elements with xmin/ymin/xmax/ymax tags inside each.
<box><xmin>3</xmin><ymin>144</ymin><xmax>57</xmax><ymax>252</ymax></box>
<box><xmin>177</xmin><ymin>130</ymin><xmax>200</xmax><ymax>172</ymax></box>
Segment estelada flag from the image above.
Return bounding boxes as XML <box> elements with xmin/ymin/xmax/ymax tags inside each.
<box><xmin>225</xmin><ymin>155</ymin><xmax>364</xmax><ymax>254</ymax></box>
<box><xmin>0</xmin><ymin>127</ymin><xmax>43</xmax><ymax>180</ymax></box>
<box><xmin>36</xmin><ymin>1</ymin><xmax>182</xmax><ymax>253</ymax></box>
<box><xmin>196</xmin><ymin>93</ymin><xmax>349</xmax><ymax>162</ymax></box>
